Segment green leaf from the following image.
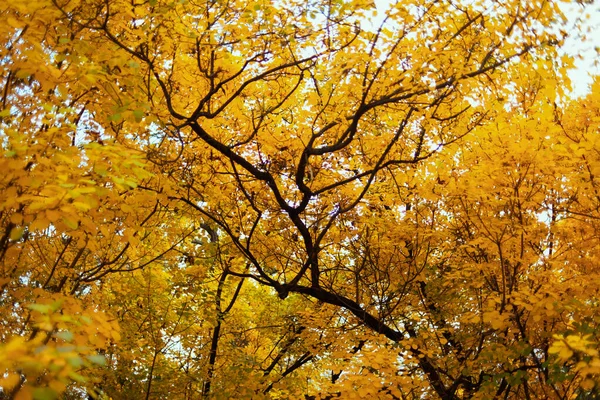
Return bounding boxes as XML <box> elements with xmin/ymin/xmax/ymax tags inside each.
<box><xmin>27</xmin><ymin>304</ymin><xmax>52</xmax><ymax>314</ymax></box>
<box><xmin>57</xmin><ymin>345</ymin><xmax>76</xmax><ymax>353</ymax></box>
<box><xmin>33</xmin><ymin>387</ymin><xmax>58</xmax><ymax>400</ymax></box>
<box><xmin>86</xmin><ymin>354</ymin><xmax>107</xmax><ymax>366</ymax></box>
<box><xmin>68</xmin><ymin>371</ymin><xmax>87</xmax><ymax>383</ymax></box>
<box><xmin>62</xmin><ymin>217</ymin><xmax>79</xmax><ymax>230</ymax></box>
<box><xmin>9</xmin><ymin>227</ymin><xmax>24</xmax><ymax>241</ymax></box>
<box><xmin>51</xmin><ymin>301</ymin><xmax>64</xmax><ymax>311</ymax></box>
<box><xmin>132</xmin><ymin>109</ymin><xmax>144</xmax><ymax>122</ymax></box>
<box><xmin>66</xmin><ymin>356</ymin><xmax>84</xmax><ymax>368</ymax></box>
<box><xmin>109</xmin><ymin>113</ymin><xmax>122</xmax><ymax>122</ymax></box>
<box><xmin>55</xmin><ymin>331</ymin><xmax>74</xmax><ymax>342</ymax></box>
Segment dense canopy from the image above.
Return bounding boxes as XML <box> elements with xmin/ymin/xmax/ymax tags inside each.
<box><xmin>1</xmin><ymin>0</ymin><xmax>600</xmax><ymax>398</ymax></box>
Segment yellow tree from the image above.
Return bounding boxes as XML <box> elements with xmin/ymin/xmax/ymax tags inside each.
<box><xmin>1</xmin><ymin>0</ymin><xmax>596</xmax><ymax>398</ymax></box>
<box><xmin>0</xmin><ymin>1</ymin><xmax>189</xmax><ymax>396</ymax></box>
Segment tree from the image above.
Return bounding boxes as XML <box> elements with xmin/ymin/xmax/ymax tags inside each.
<box><xmin>1</xmin><ymin>0</ymin><xmax>598</xmax><ymax>398</ymax></box>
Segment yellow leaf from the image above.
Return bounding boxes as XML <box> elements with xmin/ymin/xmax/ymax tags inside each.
<box><xmin>581</xmin><ymin>378</ymin><xmax>595</xmax><ymax>391</ymax></box>
<box><xmin>111</xmin><ymin>329</ymin><xmax>121</xmax><ymax>342</ymax></box>
<box><xmin>10</xmin><ymin>213</ymin><xmax>23</xmax><ymax>224</ymax></box>
<box><xmin>14</xmin><ymin>386</ymin><xmax>33</xmax><ymax>400</ymax></box>
<box><xmin>549</xmin><ymin>338</ymin><xmax>574</xmax><ymax>362</ymax></box>
<box><xmin>7</xmin><ymin>17</ymin><xmax>26</xmax><ymax>29</ymax></box>
<box><xmin>29</xmin><ymin>218</ymin><xmax>49</xmax><ymax>232</ymax></box>
<box><xmin>49</xmin><ymin>379</ymin><xmax>67</xmax><ymax>393</ymax></box>
<box><xmin>0</xmin><ymin>374</ymin><xmax>21</xmax><ymax>391</ymax></box>
<box><xmin>72</xmin><ymin>201</ymin><xmax>92</xmax><ymax>212</ymax></box>
<box><xmin>46</xmin><ymin>209</ymin><xmax>60</xmax><ymax>222</ymax></box>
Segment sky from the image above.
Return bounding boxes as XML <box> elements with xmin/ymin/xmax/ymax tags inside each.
<box><xmin>561</xmin><ymin>1</ymin><xmax>600</xmax><ymax>97</ymax></box>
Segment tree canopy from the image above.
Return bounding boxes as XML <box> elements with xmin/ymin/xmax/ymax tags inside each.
<box><xmin>1</xmin><ymin>0</ymin><xmax>600</xmax><ymax>398</ymax></box>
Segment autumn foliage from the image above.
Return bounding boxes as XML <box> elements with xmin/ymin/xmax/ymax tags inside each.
<box><xmin>1</xmin><ymin>0</ymin><xmax>600</xmax><ymax>398</ymax></box>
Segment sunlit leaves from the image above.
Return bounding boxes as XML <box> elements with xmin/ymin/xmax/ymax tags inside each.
<box><xmin>0</xmin><ymin>0</ymin><xmax>597</xmax><ymax>398</ymax></box>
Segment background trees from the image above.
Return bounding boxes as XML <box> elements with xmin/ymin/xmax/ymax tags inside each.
<box><xmin>1</xmin><ymin>0</ymin><xmax>599</xmax><ymax>398</ymax></box>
